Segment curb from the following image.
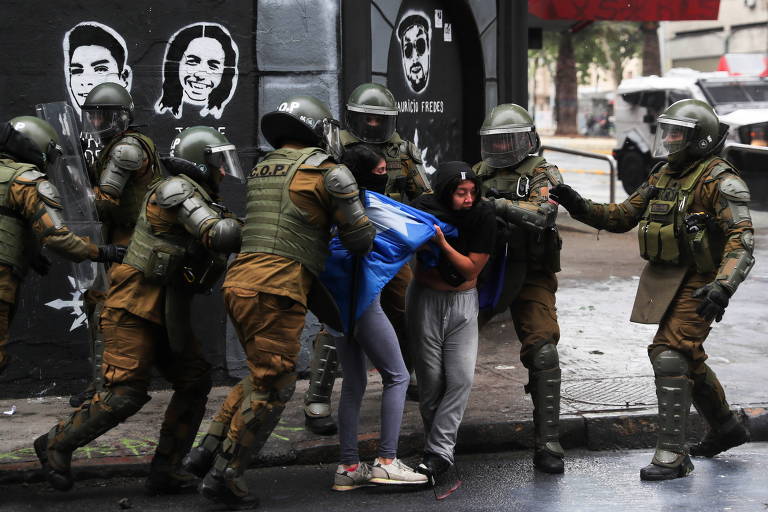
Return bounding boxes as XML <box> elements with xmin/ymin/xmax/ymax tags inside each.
<box><xmin>2</xmin><ymin>405</ymin><xmax>765</xmax><ymax>486</ymax></box>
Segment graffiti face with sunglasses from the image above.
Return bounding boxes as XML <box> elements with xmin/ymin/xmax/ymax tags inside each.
<box><xmin>397</xmin><ymin>13</ymin><xmax>431</xmax><ymax>94</ymax></box>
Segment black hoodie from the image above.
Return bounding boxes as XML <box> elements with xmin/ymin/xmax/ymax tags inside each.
<box><xmin>411</xmin><ymin>161</ymin><xmax>496</xmax><ymax>285</ymax></box>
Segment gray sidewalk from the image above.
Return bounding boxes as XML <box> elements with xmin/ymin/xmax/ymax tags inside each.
<box><xmin>1</xmin><ymin>205</ymin><xmax>767</xmax><ymax>485</ymax></box>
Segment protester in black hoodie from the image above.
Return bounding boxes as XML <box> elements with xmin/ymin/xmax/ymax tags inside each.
<box><xmin>408</xmin><ymin>161</ymin><xmax>496</xmax><ymax>486</ymax></box>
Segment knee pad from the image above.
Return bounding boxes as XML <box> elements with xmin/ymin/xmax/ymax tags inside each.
<box><xmin>530</xmin><ymin>343</ymin><xmax>559</xmax><ymax>371</ymax></box>
<box><xmin>651</xmin><ymin>349</ymin><xmax>690</xmax><ymax>378</ymax></box>
<box><xmin>101</xmin><ymin>388</ymin><xmax>151</xmax><ymax>421</ymax></box>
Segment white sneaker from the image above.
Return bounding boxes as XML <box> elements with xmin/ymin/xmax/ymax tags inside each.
<box><xmin>370</xmin><ymin>457</ymin><xmax>429</xmax><ymax>485</ymax></box>
<box><xmin>331</xmin><ymin>462</ymin><xmax>374</xmax><ymax>491</ymax></box>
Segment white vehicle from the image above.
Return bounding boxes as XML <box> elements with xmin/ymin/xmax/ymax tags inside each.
<box><xmin>613</xmin><ymin>69</ymin><xmax>768</xmax><ymax>197</ymax></box>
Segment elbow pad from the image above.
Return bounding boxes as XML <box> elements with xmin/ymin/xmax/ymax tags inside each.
<box><xmin>36</xmin><ymin>180</ymin><xmax>65</xmax><ymax>229</ymax></box>
<box><xmin>99</xmin><ymin>139</ymin><xmax>144</xmax><ymax>197</ymax></box>
<box><xmin>208</xmin><ymin>217</ymin><xmax>242</xmax><ymax>254</ymax></box>
<box><xmin>324</xmin><ymin>165</ymin><xmax>376</xmax><ymax>254</ymax></box>
<box><xmin>494</xmin><ymin>198</ymin><xmax>557</xmax><ymax>232</ymax></box>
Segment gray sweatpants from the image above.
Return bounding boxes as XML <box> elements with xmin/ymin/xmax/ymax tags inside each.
<box><xmin>335</xmin><ymin>294</ymin><xmax>409</xmax><ymax>464</ymax></box>
<box><xmin>407</xmin><ymin>283</ymin><xmax>479</xmax><ymax>463</ymax></box>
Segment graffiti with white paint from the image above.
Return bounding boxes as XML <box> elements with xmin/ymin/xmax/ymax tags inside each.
<box><xmin>155</xmin><ymin>22</ymin><xmax>240</xmax><ymax>119</ymax></box>
<box><xmin>62</xmin><ymin>21</ymin><xmax>132</xmax><ymax>118</ymax></box>
<box><xmin>396</xmin><ymin>10</ymin><xmax>431</xmax><ymax>94</ymax></box>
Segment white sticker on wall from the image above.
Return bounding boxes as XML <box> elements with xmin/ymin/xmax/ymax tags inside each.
<box><xmin>434</xmin><ymin>9</ymin><xmax>443</xmax><ymax>29</ymax></box>
<box><xmin>444</xmin><ymin>23</ymin><xmax>452</xmax><ymax>42</ymax></box>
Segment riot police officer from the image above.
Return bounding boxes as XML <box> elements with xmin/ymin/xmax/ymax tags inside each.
<box><xmin>473</xmin><ymin>104</ymin><xmax>566</xmax><ymax>474</ymax></box>
<box><xmin>303</xmin><ymin>83</ymin><xmax>431</xmax><ymax>435</ymax></box>
<box><xmin>551</xmin><ymin>99</ymin><xmax>753</xmax><ymax>481</ymax></box>
<box><xmin>71</xmin><ymin>82</ymin><xmax>166</xmax><ymax>407</ymax></box>
<box><xmin>0</xmin><ymin>117</ymin><xmax>124</xmax><ymax>375</ymax></box>
<box><xmin>35</xmin><ymin>127</ymin><xmax>244</xmax><ymax>494</ymax></box>
<box><xmin>185</xmin><ymin>96</ymin><xmax>374</xmax><ymax>508</ymax></box>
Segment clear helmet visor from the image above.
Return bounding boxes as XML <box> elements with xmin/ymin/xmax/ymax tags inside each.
<box><xmin>480</xmin><ymin>129</ymin><xmax>535</xmax><ymax>168</ymax></box>
<box><xmin>81</xmin><ymin>107</ymin><xmax>129</xmax><ymax>144</ymax></box>
<box><xmin>652</xmin><ymin>120</ymin><xmax>695</xmax><ymax>160</ymax></box>
<box><xmin>320</xmin><ymin>118</ymin><xmax>344</xmax><ymax>161</ymax></box>
<box><xmin>346</xmin><ymin>110</ymin><xmax>397</xmax><ymax>143</ymax></box>
<box><xmin>206</xmin><ymin>144</ymin><xmax>245</xmax><ymax>183</ymax></box>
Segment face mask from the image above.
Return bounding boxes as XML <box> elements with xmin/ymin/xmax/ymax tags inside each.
<box><xmin>359</xmin><ymin>172</ymin><xmax>388</xmax><ymax>194</ymax></box>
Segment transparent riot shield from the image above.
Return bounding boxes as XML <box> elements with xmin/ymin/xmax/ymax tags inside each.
<box><xmin>35</xmin><ymin>101</ymin><xmax>107</xmax><ymax>291</ymax></box>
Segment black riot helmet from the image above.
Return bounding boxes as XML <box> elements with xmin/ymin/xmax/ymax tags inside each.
<box><xmin>166</xmin><ymin>126</ymin><xmax>245</xmax><ymax>191</ymax></box>
<box><xmin>260</xmin><ymin>95</ymin><xmax>334</xmax><ymax>149</ymax></box>
<box><xmin>479</xmin><ymin>103</ymin><xmax>540</xmax><ymax>169</ymax></box>
<box><xmin>345</xmin><ymin>83</ymin><xmax>398</xmax><ymax>143</ymax></box>
<box><xmin>652</xmin><ymin>99</ymin><xmax>721</xmax><ymax>168</ymax></box>
<box><xmin>81</xmin><ymin>82</ymin><xmax>134</xmax><ymax>145</ymax></box>
<box><xmin>0</xmin><ymin>116</ymin><xmax>62</xmax><ymax>171</ymax></box>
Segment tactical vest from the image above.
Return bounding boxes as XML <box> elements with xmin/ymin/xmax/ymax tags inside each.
<box><xmin>340</xmin><ymin>130</ymin><xmax>410</xmax><ymax>199</ymax></box>
<box><xmin>638</xmin><ymin>156</ymin><xmax>726</xmax><ymax>272</ymax></box>
<box><xmin>0</xmin><ymin>159</ymin><xmax>34</xmax><ymax>275</ymax></box>
<box><xmin>476</xmin><ymin>156</ymin><xmax>561</xmax><ymax>273</ymax></box>
<box><xmin>123</xmin><ymin>175</ymin><xmax>227</xmax><ymax>291</ymax></box>
<box><xmin>240</xmin><ymin>147</ymin><xmax>330</xmax><ymax>277</ymax></box>
<box><xmin>96</xmin><ymin>131</ymin><xmax>164</xmax><ymax>229</ymax></box>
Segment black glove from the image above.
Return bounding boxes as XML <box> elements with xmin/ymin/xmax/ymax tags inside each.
<box><xmin>549</xmin><ymin>184</ymin><xmax>588</xmax><ymax>216</ymax></box>
<box><xmin>95</xmin><ymin>244</ymin><xmax>127</xmax><ymax>264</ymax></box>
<box><xmin>30</xmin><ymin>253</ymin><xmax>51</xmax><ymax>276</ymax></box>
<box><xmin>692</xmin><ymin>282</ymin><xmax>731</xmax><ymax>323</ymax></box>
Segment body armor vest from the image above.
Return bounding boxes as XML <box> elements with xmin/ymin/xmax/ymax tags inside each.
<box><xmin>123</xmin><ymin>175</ymin><xmax>227</xmax><ymax>291</ymax></box>
<box><xmin>96</xmin><ymin>131</ymin><xmax>164</xmax><ymax>229</ymax></box>
<box><xmin>477</xmin><ymin>156</ymin><xmax>561</xmax><ymax>273</ymax></box>
<box><xmin>240</xmin><ymin>147</ymin><xmax>330</xmax><ymax>277</ymax></box>
<box><xmin>0</xmin><ymin>159</ymin><xmax>34</xmax><ymax>275</ymax></box>
<box><xmin>638</xmin><ymin>156</ymin><xmax>726</xmax><ymax>272</ymax></box>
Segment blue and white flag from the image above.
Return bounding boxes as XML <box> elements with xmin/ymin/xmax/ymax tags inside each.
<box><xmin>320</xmin><ymin>191</ymin><xmax>457</xmax><ymax>332</ymax></box>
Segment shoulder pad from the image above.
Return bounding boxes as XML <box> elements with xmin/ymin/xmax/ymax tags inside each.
<box><xmin>323</xmin><ymin>164</ymin><xmax>358</xmax><ymax>194</ymax></box>
<box><xmin>109</xmin><ymin>138</ymin><xmax>145</xmax><ymax>171</ymax></box>
<box><xmin>155</xmin><ymin>177</ymin><xmax>196</xmax><ymax>208</ymax></box>
<box><xmin>400</xmin><ymin>140</ymin><xmax>423</xmax><ymax>164</ymax></box>
<box><xmin>540</xmin><ymin>164</ymin><xmax>563</xmax><ymax>186</ymax></box>
<box><xmin>718</xmin><ymin>174</ymin><xmax>751</xmax><ymax>202</ymax></box>
<box><xmin>473</xmin><ymin>161</ymin><xmax>493</xmax><ymax>178</ymax></box>
<box><xmin>707</xmin><ymin>159</ymin><xmax>735</xmax><ymax>180</ymax></box>
<box><xmin>36</xmin><ymin>180</ymin><xmax>63</xmax><ymax>206</ymax></box>
<box><xmin>304</xmin><ymin>151</ymin><xmax>332</xmax><ymax>168</ymax></box>
<box><xmin>388</xmin><ymin>131</ymin><xmax>404</xmax><ymax>144</ymax></box>
<box><xmin>15</xmin><ymin>169</ymin><xmax>45</xmax><ymax>183</ymax></box>
<box><xmin>339</xmin><ymin>130</ymin><xmax>359</xmax><ymax>146</ymax></box>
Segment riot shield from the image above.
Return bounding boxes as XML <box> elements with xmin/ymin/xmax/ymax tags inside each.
<box><xmin>35</xmin><ymin>101</ymin><xmax>107</xmax><ymax>291</ymax></box>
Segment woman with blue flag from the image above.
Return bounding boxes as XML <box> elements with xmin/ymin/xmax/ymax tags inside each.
<box><xmin>327</xmin><ymin>144</ymin><xmax>428</xmax><ymax>491</ymax></box>
<box><xmin>408</xmin><ymin>161</ymin><xmax>496</xmax><ymax>496</ymax></box>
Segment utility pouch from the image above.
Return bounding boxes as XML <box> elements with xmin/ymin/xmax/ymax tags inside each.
<box><xmin>144</xmin><ymin>246</ymin><xmax>184</xmax><ymax>284</ymax></box>
<box><xmin>687</xmin><ymin>229</ymin><xmax>717</xmax><ymax>273</ymax></box>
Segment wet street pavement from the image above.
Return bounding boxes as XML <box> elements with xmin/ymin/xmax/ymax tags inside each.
<box><xmin>3</xmin><ymin>443</ymin><xmax>767</xmax><ymax>511</ymax></box>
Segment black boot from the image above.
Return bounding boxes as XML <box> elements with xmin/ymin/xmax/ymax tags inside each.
<box><xmin>640</xmin><ymin>454</ymin><xmax>694</xmax><ymax>481</ymax></box>
<box><xmin>200</xmin><ymin>456</ymin><xmax>259</xmax><ymax>510</ymax></box>
<box><xmin>690</xmin><ymin>414</ymin><xmax>750</xmax><ymax>457</ymax></box>
<box><xmin>534</xmin><ymin>445</ymin><xmax>564</xmax><ymax>474</ymax></box>
<box><xmin>35</xmin><ymin>434</ymin><xmax>74</xmax><ymax>492</ymax></box>
<box><xmin>69</xmin><ymin>386</ymin><xmax>95</xmax><ymax>408</ymax></box>
<box><xmin>145</xmin><ymin>454</ymin><xmax>198</xmax><ymax>495</ymax></box>
<box><xmin>304</xmin><ymin>412</ymin><xmax>338</xmax><ymax>435</ymax></box>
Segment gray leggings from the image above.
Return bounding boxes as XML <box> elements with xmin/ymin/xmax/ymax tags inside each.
<box><xmin>407</xmin><ymin>283</ymin><xmax>479</xmax><ymax>463</ymax></box>
<box><xmin>335</xmin><ymin>294</ymin><xmax>409</xmax><ymax>464</ymax></box>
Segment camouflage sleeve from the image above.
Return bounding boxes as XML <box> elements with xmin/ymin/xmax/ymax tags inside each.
<box><xmin>491</xmin><ymin>165</ymin><xmax>559</xmax><ymax>232</ymax></box>
<box><xmin>575</xmin><ymin>172</ymin><xmax>660</xmax><ymax>233</ymax></box>
<box><xmin>706</xmin><ymin>172</ymin><xmax>754</xmax><ymax>295</ymax></box>
<box><xmin>9</xmin><ymin>179</ymin><xmax>98</xmax><ymax>262</ymax></box>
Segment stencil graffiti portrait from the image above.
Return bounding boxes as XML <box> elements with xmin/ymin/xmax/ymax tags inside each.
<box><xmin>62</xmin><ymin>21</ymin><xmax>132</xmax><ymax>117</ymax></box>
<box><xmin>155</xmin><ymin>22</ymin><xmax>240</xmax><ymax>119</ymax></box>
<box><xmin>396</xmin><ymin>11</ymin><xmax>432</xmax><ymax>94</ymax></box>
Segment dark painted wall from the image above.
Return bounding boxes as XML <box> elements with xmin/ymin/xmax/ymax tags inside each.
<box><xmin>0</xmin><ymin>0</ymin><xmax>507</xmax><ymax>398</ymax></box>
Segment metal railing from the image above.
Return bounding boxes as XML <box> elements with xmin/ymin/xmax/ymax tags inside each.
<box><xmin>538</xmin><ymin>145</ymin><xmax>618</xmax><ymax>203</ymax></box>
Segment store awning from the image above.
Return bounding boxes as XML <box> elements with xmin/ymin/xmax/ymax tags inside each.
<box><xmin>529</xmin><ymin>0</ymin><xmax>721</xmax><ymax>21</ymax></box>
<box><xmin>718</xmin><ymin>53</ymin><xmax>768</xmax><ymax>77</ymax></box>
